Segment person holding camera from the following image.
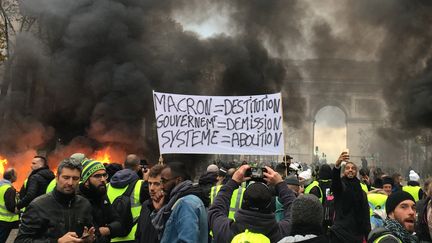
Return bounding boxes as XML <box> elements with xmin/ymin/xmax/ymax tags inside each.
<box><xmin>329</xmin><ymin>152</ymin><xmax>371</xmax><ymax>243</ymax></box>
<box><xmin>208</xmin><ymin>164</ymin><xmax>296</xmax><ymax>243</ymax></box>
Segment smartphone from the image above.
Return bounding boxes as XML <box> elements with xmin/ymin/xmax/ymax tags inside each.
<box><xmin>343</xmin><ymin>148</ymin><xmax>349</xmax><ymax>161</ymax></box>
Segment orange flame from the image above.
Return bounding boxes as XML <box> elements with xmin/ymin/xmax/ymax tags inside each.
<box><xmin>92</xmin><ymin>147</ymin><xmax>112</xmax><ymax>163</ymax></box>
<box><xmin>0</xmin><ymin>155</ymin><xmax>8</xmax><ymax>177</ymax></box>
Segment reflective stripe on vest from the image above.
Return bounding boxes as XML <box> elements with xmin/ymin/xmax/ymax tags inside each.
<box><xmin>361</xmin><ymin>182</ymin><xmax>369</xmax><ymax>193</ymax></box>
<box><xmin>210</xmin><ymin>185</ymin><xmax>222</xmax><ymax>205</ymax></box>
<box><xmin>107</xmin><ymin>180</ymin><xmax>143</xmax><ymax>242</ymax></box>
<box><xmin>403</xmin><ymin>186</ymin><xmax>421</xmax><ymax>201</ymax></box>
<box><xmin>0</xmin><ymin>184</ymin><xmax>19</xmax><ymax>222</ymax></box>
<box><xmin>367</xmin><ymin>193</ymin><xmax>387</xmax><ymax>216</ymax></box>
<box><xmin>373</xmin><ymin>233</ymin><xmax>402</xmax><ymax>243</ymax></box>
<box><xmin>304</xmin><ymin>181</ymin><xmax>323</xmax><ymax>203</ymax></box>
<box><xmin>228</xmin><ymin>186</ymin><xmax>245</xmax><ymax>220</ymax></box>
<box><xmin>231</xmin><ymin>229</ymin><xmax>270</xmax><ymax>243</ymax></box>
<box><xmin>46</xmin><ymin>179</ymin><xmax>56</xmax><ymax>194</ymax></box>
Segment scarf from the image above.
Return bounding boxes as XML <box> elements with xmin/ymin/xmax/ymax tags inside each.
<box><xmin>151</xmin><ymin>180</ymin><xmax>193</xmax><ymax>239</ymax></box>
<box><xmin>384</xmin><ymin>218</ymin><xmax>417</xmax><ymax>243</ymax></box>
<box><xmin>427</xmin><ymin>199</ymin><xmax>432</xmax><ymax>240</ymax></box>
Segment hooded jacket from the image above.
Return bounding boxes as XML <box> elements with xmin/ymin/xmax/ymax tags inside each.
<box><xmin>209</xmin><ymin>179</ymin><xmax>296</xmax><ymax>243</ymax></box>
<box><xmin>109</xmin><ymin>169</ymin><xmax>149</xmax><ymax>203</ymax></box>
<box><xmin>17</xmin><ymin>166</ymin><xmax>55</xmax><ymax>210</ymax></box>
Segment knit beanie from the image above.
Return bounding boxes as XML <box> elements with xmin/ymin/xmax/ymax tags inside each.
<box><xmin>385</xmin><ymin>191</ymin><xmax>415</xmax><ymax>215</ymax></box>
<box><xmin>409</xmin><ymin>170</ymin><xmax>420</xmax><ymax>182</ymax></box>
<box><xmin>70</xmin><ymin>153</ymin><xmax>86</xmax><ymax>163</ymax></box>
<box><xmin>291</xmin><ymin>194</ymin><xmax>323</xmax><ymax>227</ymax></box>
<box><xmin>382</xmin><ymin>176</ymin><xmax>394</xmax><ymax>186</ymax></box>
<box><xmin>241</xmin><ymin>182</ymin><xmax>272</xmax><ymax>213</ymax></box>
<box><xmin>81</xmin><ymin>159</ymin><xmax>106</xmax><ymax>183</ymax></box>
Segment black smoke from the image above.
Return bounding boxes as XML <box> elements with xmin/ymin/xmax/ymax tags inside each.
<box><xmin>1</xmin><ymin>0</ymin><xmax>432</xmax><ymax>168</ymax></box>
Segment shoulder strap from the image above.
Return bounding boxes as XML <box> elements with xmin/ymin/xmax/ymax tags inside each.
<box><xmin>124</xmin><ymin>179</ymin><xmax>139</xmax><ymax>197</ymax></box>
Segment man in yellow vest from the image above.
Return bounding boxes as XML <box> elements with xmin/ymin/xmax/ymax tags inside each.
<box><xmin>107</xmin><ymin>154</ymin><xmax>149</xmax><ymax>243</ymax></box>
<box><xmin>299</xmin><ymin>169</ymin><xmax>323</xmax><ymax>203</ymax></box>
<box><xmin>79</xmin><ymin>160</ymin><xmax>123</xmax><ymax>243</ymax></box>
<box><xmin>0</xmin><ymin>168</ymin><xmax>19</xmax><ymax>242</ymax></box>
<box><xmin>403</xmin><ymin>170</ymin><xmax>424</xmax><ymax>201</ymax></box>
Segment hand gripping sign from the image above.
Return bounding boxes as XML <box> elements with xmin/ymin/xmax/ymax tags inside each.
<box><xmin>153</xmin><ymin>91</ymin><xmax>285</xmax><ymax>155</ymax></box>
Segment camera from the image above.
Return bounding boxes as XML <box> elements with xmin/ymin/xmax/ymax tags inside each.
<box><xmin>245</xmin><ymin>167</ymin><xmax>268</xmax><ymax>181</ymax></box>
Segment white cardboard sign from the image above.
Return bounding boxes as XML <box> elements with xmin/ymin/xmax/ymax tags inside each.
<box><xmin>153</xmin><ymin>91</ymin><xmax>284</xmax><ymax>155</ymax></box>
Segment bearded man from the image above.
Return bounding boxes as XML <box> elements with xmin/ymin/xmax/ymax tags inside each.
<box><xmin>329</xmin><ymin>152</ymin><xmax>371</xmax><ymax>243</ymax></box>
<box><xmin>79</xmin><ymin>160</ymin><xmax>123</xmax><ymax>243</ymax></box>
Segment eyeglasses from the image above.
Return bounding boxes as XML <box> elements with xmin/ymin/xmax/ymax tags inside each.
<box><xmin>161</xmin><ymin>177</ymin><xmax>175</xmax><ymax>184</ymax></box>
<box><xmin>92</xmin><ymin>173</ymin><xmax>108</xmax><ymax>179</ymax></box>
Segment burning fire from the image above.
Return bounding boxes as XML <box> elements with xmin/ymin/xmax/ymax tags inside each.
<box><xmin>0</xmin><ymin>155</ymin><xmax>8</xmax><ymax>177</ymax></box>
<box><xmin>92</xmin><ymin>147</ymin><xmax>113</xmax><ymax>163</ymax></box>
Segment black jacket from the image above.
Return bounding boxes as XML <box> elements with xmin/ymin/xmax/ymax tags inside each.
<box><xmin>15</xmin><ymin>188</ymin><xmax>93</xmax><ymax>242</ymax></box>
<box><xmin>78</xmin><ymin>183</ymin><xmax>123</xmax><ymax>243</ymax></box>
<box><xmin>330</xmin><ymin>167</ymin><xmax>371</xmax><ymax>243</ymax></box>
<box><xmin>416</xmin><ymin>197</ymin><xmax>432</xmax><ymax>242</ymax></box>
<box><xmin>17</xmin><ymin>166</ymin><xmax>55</xmax><ymax>210</ymax></box>
<box><xmin>208</xmin><ymin>179</ymin><xmax>296</xmax><ymax>243</ymax></box>
<box><xmin>135</xmin><ymin>199</ymin><xmax>159</xmax><ymax>243</ymax></box>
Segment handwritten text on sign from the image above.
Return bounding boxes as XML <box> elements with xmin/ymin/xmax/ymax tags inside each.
<box><xmin>153</xmin><ymin>91</ymin><xmax>284</xmax><ymax>155</ymax></box>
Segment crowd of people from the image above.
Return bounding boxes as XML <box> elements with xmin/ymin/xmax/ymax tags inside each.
<box><xmin>0</xmin><ymin>151</ymin><xmax>431</xmax><ymax>242</ymax></box>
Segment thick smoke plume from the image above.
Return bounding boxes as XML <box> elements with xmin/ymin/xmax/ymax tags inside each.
<box><xmin>0</xmin><ymin>0</ymin><xmax>431</xmax><ymax>173</ymax></box>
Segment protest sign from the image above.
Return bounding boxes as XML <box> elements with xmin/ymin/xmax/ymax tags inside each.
<box><xmin>153</xmin><ymin>91</ymin><xmax>284</xmax><ymax>155</ymax></box>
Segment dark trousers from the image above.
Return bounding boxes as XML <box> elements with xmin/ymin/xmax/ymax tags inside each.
<box><xmin>0</xmin><ymin>221</ymin><xmax>19</xmax><ymax>243</ymax></box>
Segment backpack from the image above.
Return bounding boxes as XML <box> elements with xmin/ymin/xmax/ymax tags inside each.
<box><xmin>231</xmin><ymin>229</ymin><xmax>270</xmax><ymax>243</ymax></box>
<box><xmin>319</xmin><ymin>179</ymin><xmax>335</xmax><ymax>228</ymax></box>
<box><xmin>111</xmin><ymin>180</ymin><xmax>139</xmax><ymax>236</ymax></box>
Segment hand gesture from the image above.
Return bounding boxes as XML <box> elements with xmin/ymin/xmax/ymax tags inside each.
<box><xmin>152</xmin><ymin>190</ymin><xmax>165</xmax><ymax>211</ymax></box>
<box><xmin>57</xmin><ymin>232</ymin><xmax>82</xmax><ymax>243</ymax></box>
<box><xmin>336</xmin><ymin>152</ymin><xmax>349</xmax><ymax>167</ymax></box>
<box><xmin>81</xmin><ymin>226</ymin><xmax>95</xmax><ymax>243</ymax></box>
<box><xmin>232</xmin><ymin>165</ymin><xmax>251</xmax><ymax>184</ymax></box>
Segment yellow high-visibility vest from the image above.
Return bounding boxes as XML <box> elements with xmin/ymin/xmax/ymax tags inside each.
<box><xmin>304</xmin><ymin>181</ymin><xmax>323</xmax><ymax>203</ymax></box>
<box><xmin>403</xmin><ymin>185</ymin><xmax>421</xmax><ymax>201</ymax></box>
<box><xmin>0</xmin><ymin>184</ymin><xmax>19</xmax><ymax>222</ymax></box>
<box><xmin>107</xmin><ymin>180</ymin><xmax>142</xmax><ymax>242</ymax></box>
<box><xmin>46</xmin><ymin>179</ymin><xmax>56</xmax><ymax>193</ymax></box>
<box><xmin>367</xmin><ymin>193</ymin><xmax>387</xmax><ymax>216</ymax></box>
<box><xmin>210</xmin><ymin>185</ymin><xmax>223</xmax><ymax>205</ymax></box>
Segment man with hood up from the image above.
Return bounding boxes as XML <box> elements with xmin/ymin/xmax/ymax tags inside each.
<box><xmin>17</xmin><ymin>156</ymin><xmax>55</xmax><ymax>211</ymax></box>
<box><xmin>329</xmin><ymin>151</ymin><xmax>371</xmax><ymax>243</ymax></box>
<box><xmin>107</xmin><ymin>154</ymin><xmax>149</xmax><ymax>243</ymax></box>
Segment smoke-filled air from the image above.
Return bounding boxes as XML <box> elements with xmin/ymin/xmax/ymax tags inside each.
<box><xmin>0</xmin><ymin>0</ymin><xmax>431</xmax><ymax>185</ymax></box>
